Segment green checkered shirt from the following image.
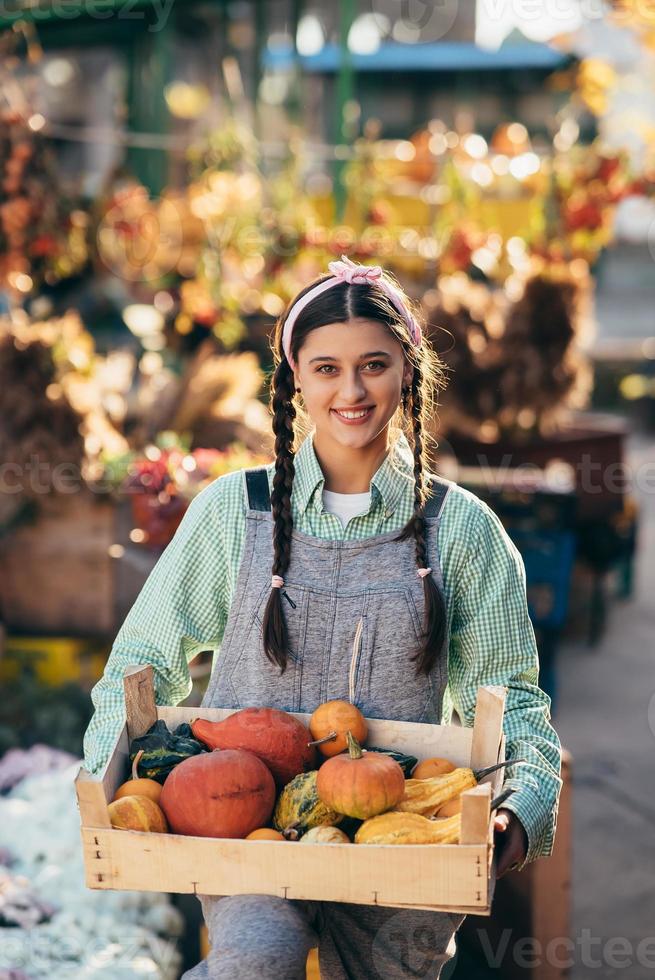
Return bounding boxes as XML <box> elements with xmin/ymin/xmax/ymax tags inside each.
<box><xmin>83</xmin><ymin>430</ymin><xmax>562</xmax><ymax>868</ymax></box>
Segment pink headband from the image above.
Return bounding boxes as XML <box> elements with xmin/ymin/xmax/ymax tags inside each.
<box><xmin>281</xmin><ymin>254</ymin><xmax>423</xmax><ymax>369</ymax></box>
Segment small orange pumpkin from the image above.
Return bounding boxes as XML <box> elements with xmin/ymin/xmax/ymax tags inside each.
<box><xmin>113</xmin><ymin>750</ymin><xmax>163</xmax><ymax>804</ymax></box>
<box><xmin>107</xmin><ymin>794</ymin><xmax>168</xmax><ymax>833</ymax></box>
<box><xmin>309</xmin><ymin>701</ymin><xmax>368</xmax><ymax>757</ymax></box>
<box><xmin>316</xmin><ymin>731</ymin><xmax>405</xmax><ymax>819</ymax></box>
<box><xmin>245</xmin><ymin>828</ymin><xmax>286</xmax><ymax>841</ymax></box>
<box><xmin>435</xmin><ymin>796</ymin><xmax>463</xmax><ymax>818</ymax></box>
<box><xmin>412</xmin><ymin>757</ymin><xmax>456</xmax><ymax>780</ymax></box>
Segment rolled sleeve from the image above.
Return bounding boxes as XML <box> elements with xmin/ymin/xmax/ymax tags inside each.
<box><xmin>445</xmin><ymin>495</ymin><xmax>563</xmax><ymax>869</ymax></box>
<box><xmin>82</xmin><ymin>481</ymin><xmax>228</xmax><ymax>775</ymax></box>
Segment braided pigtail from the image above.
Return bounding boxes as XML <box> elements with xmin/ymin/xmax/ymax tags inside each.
<box><xmin>396</xmin><ymin>366</ymin><xmax>448</xmax><ymax>676</ymax></box>
<box><xmin>261</xmin><ymin>358</ymin><xmax>297</xmax><ymax>671</ymax></box>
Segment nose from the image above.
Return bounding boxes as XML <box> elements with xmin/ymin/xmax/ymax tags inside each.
<box><xmin>338</xmin><ymin>369</ymin><xmax>368</xmax><ymax>405</ymax></box>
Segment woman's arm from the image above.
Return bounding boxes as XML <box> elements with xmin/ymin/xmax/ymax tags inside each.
<box><xmin>446</xmin><ymin>496</ymin><xmax>563</xmax><ymax>871</ymax></box>
<box><xmin>82</xmin><ymin>481</ymin><xmax>229</xmax><ymax>775</ymax></box>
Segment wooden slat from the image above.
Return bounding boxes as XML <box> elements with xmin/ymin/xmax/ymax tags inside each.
<box><xmin>82</xmin><ymin>828</ymin><xmax>491</xmax><ymax>910</ymax></box>
<box><xmin>75</xmin><ymin>768</ymin><xmax>111</xmax><ymax>829</ymax></box>
<box><xmin>124</xmin><ymin>664</ymin><xmax>158</xmax><ymax>742</ymax></box>
<box><xmin>470</xmin><ymin>686</ymin><xmax>506</xmax><ymax>771</ymax></box>
<box><xmin>158</xmin><ymin>706</ymin><xmax>475</xmax><ymax>768</ymax></box>
<box><xmin>80</xmin><ymin>827</ymin><xmax>114</xmax><ymax>888</ymax></box>
<box><xmin>460</xmin><ymin>784</ymin><xmax>492</xmax><ymax>845</ymax></box>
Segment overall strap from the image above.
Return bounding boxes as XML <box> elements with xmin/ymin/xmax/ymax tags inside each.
<box><xmin>423</xmin><ymin>475</ymin><xmax>452</xmax><ymax>520</ymax></box>
<box><xmin>244</xmin><ymin>466</ymin><xmax>451</xmax><ymax>517</ymax></box>
<box><xmin>244</xmin><ymin>467</ymin><xmax>272</xmax><ymax>512</ymax></box>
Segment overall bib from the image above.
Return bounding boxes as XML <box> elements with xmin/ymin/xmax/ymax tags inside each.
<box><xmin>182</xmin><ymin>468</ymin><xmax>465</xmax><ymax>980</ymax></box>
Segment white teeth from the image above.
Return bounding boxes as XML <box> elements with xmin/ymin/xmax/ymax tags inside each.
<box><xmin>335</xmin><ymin>409</ymin><xmax>370</xmax><ymax>419</ymax></box>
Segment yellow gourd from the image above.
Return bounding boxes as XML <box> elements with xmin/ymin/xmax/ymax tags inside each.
<box><xmin>395</xmin><ymin>761</ymin><xmax>514</xmax><ymax>817</ymax></box>
<box><xmin>395</xmin><ymin>769</ymin><xmax>476</xmax><ymax>816</ymax></box>
<box><xmin>355</xmin><ymin>811</ymin><xmax>461</xmax><ymax>845</ymax></box>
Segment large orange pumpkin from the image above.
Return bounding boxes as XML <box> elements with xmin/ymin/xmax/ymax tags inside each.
<box><xmin>316</xmin><ymin>732</ymin><xmax>405</xmax><ymax>820</ymax></box>
<box><xmin>191</xmin><ymin>708</ymin><xmax>316</xmax><ymax>787</ymax></box>
<box><xmin>309</xmin><ymin>700</ymin><xmax>368</xmax><ymax>757</ymax></box>
<box><xmin>159</xmin><ymin>748</ymin><xmax>275</xmax><ymax>838</ymax></box>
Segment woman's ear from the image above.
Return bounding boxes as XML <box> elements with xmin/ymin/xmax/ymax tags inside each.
<box><xmin>403</xmin><ymin>364</ymin><xmax>414</xmax><ymax>388</ymax></box>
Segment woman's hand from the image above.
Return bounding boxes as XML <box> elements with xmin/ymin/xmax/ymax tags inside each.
<box><xmin>493</xmin><ymin>808</ymin><xmax>528</xmax><ymax>878</ymax></box>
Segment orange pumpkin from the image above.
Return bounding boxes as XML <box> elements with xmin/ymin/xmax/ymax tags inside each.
<box><xmin>309</xmin><ymin>700</ymin><xmax>368</xmax><ymax>757</ymax></box>
<box><xmin>436</xmin><ymin>796</ymin><xmax>463</xmax><ymax>818</ymax></box>
<box><xmin>245</xmin><ymin>828</ymin><xmax>286</xmax><ymax>841</ymax></box>
<box><xmin>107</xmin><ymin>794</ymin><xmax>168</xmax><ymax>833</ymax></box>
<box><xmin>316</xmin><ymin>732</ymin><xmax>405</xmax><ymax>819</ymax></box>
<box><xmin>412</xmin><ymin>757</ymin><xmax>456</xmax><ymax>780</ymax></box>
<box><xmin>191</xmin><ymin>708</ymin><xmax>316</xmax><ymax>787</ymax></box>
<box><xmin>113</xmin><ymin>750</ymin><xmax>163</xmax><ymax>804</ymax></box>
<box><xmin>159</xmin><ymin>748</ymin><xmax>275</xmax><ymax>838</ymax></box>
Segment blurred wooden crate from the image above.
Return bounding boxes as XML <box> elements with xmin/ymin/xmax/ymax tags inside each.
<box><xmin>0</xmin><ymin>492</ymin><xmax>116</xmax><ymax>637</ymax></box>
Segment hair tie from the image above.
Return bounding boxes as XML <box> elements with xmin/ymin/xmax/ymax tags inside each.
<box><xmin>271</xmin><ymin>575</ymin><xmax>284</xmax><ymax>589</ymax></box>
<box><xmin>281</xmin><ymin>254</ymin><xmax>423</xmax><ymax>369</ymax></box>
<box><xmin>417</xmin><ymin>567</ymin><xmax>432</xmax><ymax>579</ymax></box>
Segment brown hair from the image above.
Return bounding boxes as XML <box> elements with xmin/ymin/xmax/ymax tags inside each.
<box><xmin>263</xmin><ymin>268</ymin><xmax>449</xmax><ymax>676</ymax></box>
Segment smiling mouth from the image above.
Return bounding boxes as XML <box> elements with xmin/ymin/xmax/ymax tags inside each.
<box><xmin>331</xmin><ymin>407</ymin><xmax>374</xmax><ymax>420</ymax></box>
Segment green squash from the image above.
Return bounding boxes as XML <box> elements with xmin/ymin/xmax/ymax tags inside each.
<box><xmin>364</xmin><ymin>747</ymin><xmax>418</xmax><ymax>778</ymax></box>
<box><xmin>273</xmin><ymin>771</ymin><xmax>343</xmax><ymax>834</ymax></box>
<box><xmin>129</xmin><ymin>720</ymin><xmax>207</xmax><ymax>784</ymax></box>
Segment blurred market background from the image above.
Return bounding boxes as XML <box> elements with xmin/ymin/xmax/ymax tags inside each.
<box><xmin>1</xmin><ymin>0</ymin><xmax>654</xmax><ymax>977</ymax></box>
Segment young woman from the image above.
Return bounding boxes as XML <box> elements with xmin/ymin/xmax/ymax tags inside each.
<box><xmin>84</xmin><ymin>255</ymin><xmax>562</xmax><ymax>979</ymax></box>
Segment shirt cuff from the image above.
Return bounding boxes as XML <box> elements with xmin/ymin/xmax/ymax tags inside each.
<box><xmin>496</xmin><ymin>783</ymin><xmax>557</xmax><ymax>870</ymax></box>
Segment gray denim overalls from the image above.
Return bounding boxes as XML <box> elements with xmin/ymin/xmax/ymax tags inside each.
<box><xmin>182</xmin><ymin>467</ymin><xmax>465</xmax><ymax>980</ymax></box>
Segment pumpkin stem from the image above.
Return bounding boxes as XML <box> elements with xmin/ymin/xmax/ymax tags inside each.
<box><xmin>307</xmin><ymin>731</ymin><xmax>338</xmax><ymax>747</ymax></box>
<box><xmin>282</xmin><ymin>822</ymin><xmax>301</xmax><ymax>841</ymax></box>
<box><xmin>346</xmin><ymin>730</ymin><xmax>364</xmax><ymax>760</ymax></box>
<box><xmin>131</xmin><ymin>749</ymin><xmax>144</xmax><ymax>781</ymax></box>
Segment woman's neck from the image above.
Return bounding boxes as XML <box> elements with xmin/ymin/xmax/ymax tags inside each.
<box><xmin>312</xmin><ymin>428</ymin><xmax>390</xmax><ymax>494</ymax></box>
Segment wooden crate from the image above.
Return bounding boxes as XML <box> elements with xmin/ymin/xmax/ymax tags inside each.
<box><xmin>0</xmin><ymin>492</ymin><xmax>116</xmax><ymax>636</ymax></box>
<box><xmin>76</xmin><ymin>666</ymin><xmax>508</xmax><ymax>915</ymax></box>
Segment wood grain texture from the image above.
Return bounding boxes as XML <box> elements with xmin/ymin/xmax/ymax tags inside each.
<box><xmin>124</xmin><ymin>664</ymin><xmax>158</xmax><ymax>742</ymax></box>
<box><xmin>159</xmin><ymin>706</ymin><xmax>476</xmax><ymax>767</ymax></box>
<box><xmin>80</xmin><ymin>827</ymin><xmax>491</xmax><ymax>911</ymax></box>
<box><xmin>460</xmin><ymin>783</ymin><xmax>492</xmax><ymax>845</ymax></box>
<box><xmin>470</xmin><ymin>686</ymin><xmax>506</xmax><ymax>772</ymax></box>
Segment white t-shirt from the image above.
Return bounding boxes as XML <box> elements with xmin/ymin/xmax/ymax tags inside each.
<box><xmin>322</xmin><ymin>488</ymin><xmax>372</xmax><ymax>529</ymax></box>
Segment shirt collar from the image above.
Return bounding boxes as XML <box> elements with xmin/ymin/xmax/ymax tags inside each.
<box><xmin>293</xmin><ymin>428</ymin><xmax>415</xmax><ymax>517</ymax></box>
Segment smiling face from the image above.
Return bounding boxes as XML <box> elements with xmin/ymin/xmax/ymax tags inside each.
<box><xmin>293</xmin><ymin>318</ymin><xmax>414</xmax><ymax>456</ymax></box>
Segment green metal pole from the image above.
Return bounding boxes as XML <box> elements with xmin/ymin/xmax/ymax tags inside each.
<box><xmin>334</xmin><ymin>0</ymin><xmax>355</xmax><ymax>222</ymax></box>
<box><xmin>253</xmin><ymin>0</ymin><xmax>266</xmax><ymax>140</ymax></box>
<box><xmin>126</xmin><ymin>14</ymin><xmax>173</xmax><ymax>196</ymax></box>
<box><xmin>287</xmin><ymin>0</ymin><xmax>304</xmax><ymax>125</ymax></box>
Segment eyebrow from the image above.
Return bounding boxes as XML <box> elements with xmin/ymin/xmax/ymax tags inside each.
<box><xmin>308</xmin><ymin>351</ymin><xmax>392</xmax><ymax>364</ymax></box>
